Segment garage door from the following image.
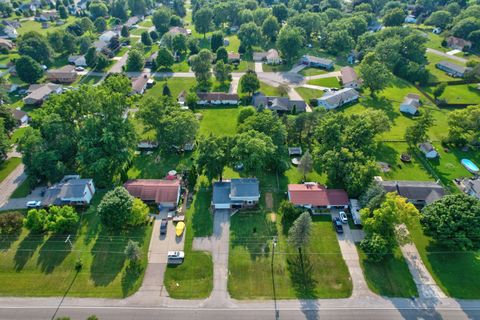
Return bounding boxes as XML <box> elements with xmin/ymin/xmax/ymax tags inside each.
<box><xmin>215</xmin><ymin>203</ymin><xmax>231</xmax><ymax>209</ymax></box>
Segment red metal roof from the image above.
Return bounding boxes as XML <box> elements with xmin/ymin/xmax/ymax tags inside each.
<box><xmin>124</xmin><ymin>179</ymin><xmax>180</xmax><ymax>204</ymax></box>
<box><xmin>288</xmin><ymin>183</ymin><xmax>348</xmax><ymax>207</ymax></box>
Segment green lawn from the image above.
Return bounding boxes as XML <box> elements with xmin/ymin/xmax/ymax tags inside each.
<box><xmin>225</xmin><ymin>35</ymin><xmax>240</xmax><ymax>53</ymax></box>
<box><xmin>0</xmin><ymin>157</ymin><xmax>21</xmax><ymax>183</ymax></box>
<box><xmin>358</xmin><ymin>245</ymin><xmax>418</xmax><ymax>298</ymax></box>
<box><xmin>233</xmin><ymin>60</ymin><xmax>254</xmax><ymax>72</ymax></box>
<box><xmin>79</xmin><ymin>75</ymin><xmax>103</xmax><ymax>86</ymax></box>
<box><xmin>429</xmin><ymin>84</ymin><xmax>480</xmax><ymax>104</ymax></box>
<box><xmin>408</xmin><ymin>218</ymin><xmax>480</xmax><ymax>299</ymax></box>
<box><xmin>307</xmin><ymin>77</ymin><xmax>340</xmax><ymax>88</ymax></box>
<box><xmin>295</xmin><ymin>87</ymin><xmax>323</xmax><ymax>103</ymax></box>
<box><xmin>300</xmin><ymin>67</ymin><xmax>327</xmax><ymax>77</ymax></box>
<box><xmin>197</xmin><ymin>106</ymin><xmax>239</xmax><ymax>137</ymax></box>
<box><xmin>229</xmin><ymin>212</ymin><xmax>352</xmax><ymax>299</ymax></box>
<box><xmin>0</xmin><ymin>195</ymin><xmax>152</xmax><ymax>297</ymax></box>
<box><xmin>172</xmin><ymin>60</ymin><xmax>190</xmax><ymax>72</ymax></box>
<box><xmin>426</xmin><ymin>52</ymin><xmax>466</xmax><ymax>83</ymax></box>
<box><xmin>16</xmin><ymin>16</ymin><xmax>77</xmax><ymax>36</ymax></box>
<box><xmin>164</xmin><ymin>185</ymin><xmax>213</xmax><ymax>298</ymax></box>
<box><xmin>261</xmin><ymin>64</ymin><xmax>292</xmax><ymax>73</ymax></box>
<box><xmin>138</xmin><ymin>20</ymin><xmax>153</xmax><ymax>28</ymax></box>
<box><xmin>146</xmin><ymin>77</ymin><xmax>197</xmax><ymax>100</ymax></box>
<box><xmin>10</xmin><ymin>179</ymin><xmax>31</xmax><ymax>198</ymax></box>
<box><xmin>128</xmin><ymin>152</ymin><xmax>194</xmax><ymax>180</ymax></box>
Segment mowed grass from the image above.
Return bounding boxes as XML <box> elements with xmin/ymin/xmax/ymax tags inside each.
<box><xmin>296</xmin><ymin>87</ymin><xmax>324</xmax><ymax>102</ymax></box>
<box><xmin>307</xmin><ymin>77</ymin><xmax>340</xmax><ymax>88</ymax></box>
<box><xmin>164</xmin><ymin>186</ymin><xmax>213</xmax><ymax>298</ymax></box>
<box><xmin>430</xmin><ymin>84</ymin><xmax>480</xmax><ymax>104</ymax></box>
<box><xmin>197</xmin><ymin>106</ymin><xmax>239</xmax><ymax>137</ymax></box>
<box><xmin>408</xmin><ymin>218</ymin><xmax>480</xmax><ymax>299</ymax></box>
<box><xmin>426</xmin><ymin>52</ymin><xmax>466</xmax><ymax>82</ymax></box>
<box><xmin>358</xmin><ymin>245</ymin><xmax>418</xmax><ymax>297</ymax></box>
<box><xmin>229</xmin><ymin>213</ymin><xmax>352</xmax><ymax>299</ymax></box>
<box><xmin>146</xmin><ymin>77</ymin><xmax>196</xmax><ymax>100</ymax></box>
<box><xmin>10</xmin><ymin>179</ymin><xmax>31</xmax><ymax>198</ymax></box>
<box><xmin>0</xmin><ymin>196</ymin><xmax>152</xmax><ymax>298</ymax></box>
<box><xmin>16</xmin><ymin>16</ymin><xmax>77</xmax><ymax>36</ymax></box>
<box><xmin>300</xmin><ymin>67</ymin><xmax>327</xmax><ymax>76</ymax></box>
<box><xmin>0</xmin><ymin>157</ymin><xmax>21</xmax><ymax>183</ymax></box>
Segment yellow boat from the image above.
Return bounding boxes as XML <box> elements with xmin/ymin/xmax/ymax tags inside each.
<box><xmin>175</xmin><ymin>221</ymin><xmax>185</xmax><ymax>237</ymax></box>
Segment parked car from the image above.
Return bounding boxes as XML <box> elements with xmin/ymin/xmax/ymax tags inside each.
<box><xmin>332</xmin><ymin>217</ymin><xmax>343</xmax><ymax>233</ymax></box>
<box><xmin>160</xmin><ymin>219</ymin><xmax>168</xmax><ymax>235</ymax></box>
<box><xmin>26</xmin><ymin>200</ymin><xmax>42</xmax><ymax>208</ymax></box>
<box><xmin>74</xmin><ymin>66</ymin><xmax>84</xmax><ymax>71</ymax></box>
<box><xmin>339</xmin><ymin>211</ymin><xmax>348</xmax><ymax>224</ymax></box>
<box><xmin>167</xmin><ymin>250</ymin><xmax>185</xmax><ymax>265</ymax></box>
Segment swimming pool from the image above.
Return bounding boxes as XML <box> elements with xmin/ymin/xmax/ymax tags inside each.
<box><xmin>461</xmin><ymin>159</ymin><xmax>479</xmax><ymax>174</ymax></box>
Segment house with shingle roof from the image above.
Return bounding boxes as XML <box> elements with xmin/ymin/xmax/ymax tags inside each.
<box><xmin>43</xmin><ymin>175</ymin><xmax>95</xmax><ymax>206</ymax></box>
<box><xmin>436</xmin><ymin>60</ymin><xmax>471</xmax><ymax>78</ymax></box>
<box><xmin>340</xmin><ymin>67</ymin><xmax>362</xmax><ymax>89</ymax></box>
<box><xmin>252</xmin><ymin>92</ymin><xmax>306</xmax><ymax>114</ymax></box>
<box><xmin>446</xmin><ymin>36</ymin><xmax>472</xmax><ymax>51</ymax></box>
<box><xmin>124</xmin><ymin>179</ymin><xmax>181</xmax><ymax>208</ymax></box>
<box><xmin>288</xmin><ymin>183</ymin><xmax>349</xmax><ymax>209</ymax></box>
<box><xmin>419</xmin><ymin>142</ymin><xmax>439</xmax><ymax>159</ymax></box>
<box><xmin>197</xmin><ymin>92</ymin><xmax>239</xmax><ymax>105</ymax></box>
<box><xmin>400</xmin><ymin>93</ymin><xmax>421</xmax><ymax>115</ymax></box>
<box><xmin>212</xmin><ymin>178</ymin><xmax>260</xmax><ymax>210</ymax></box>
<box><xmin>9</xmin><ymin>108</ymin><xmax>28</xmax><ymax>126</ymax></box>
<box><xmin>375</xmin><ymin>177</ymin><xmax>445</xmax><ymax>206</ymax></box>
<box><xmin>131</xmin><ymin>74</ymin><xmax>150</xmax><ymax>95</ymax></box>
<box><xmin>317</xmin><ymin>88</ymin><xmax>359</xmax><ymax>110</ymax></box>
<box><xmin>300</xmin><ymin>55</ymin><xmax>334</xmax><ymax>70</ymax></box>
<box><xmin>47</xmin><ymin>65</ymin><xmax>78</xmax><ymax>83</ymax></box>
<box><xmin>253</xmin><ymin>49</ymin><xmax>281</xmax><ymax>65</ymax></box>
<box><xmin>23</xmin><ymin>83</ymin><xmax>62</xmax><ymax>105</ymax></box>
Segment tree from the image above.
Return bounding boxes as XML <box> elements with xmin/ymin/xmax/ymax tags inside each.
<box><xmin>18</xmin><ymin>32</ymin><xmax>53</xmax><ymax>64</ymax></box>
<box><xmin>126</xmin><ymin>49</ymin><xmax>145</xmax><ymax>71</ymax></box>
<box><xmin>196</xmin><ymin>134</ymin><xmax>230</xmax><ymax>181</ymax></box>
<box><xmin>58</xmin><ymin>5</ymin><xmax>68</xmax><ymax>19</ymax></box>
<box><xmin>79</xmin><ymin>17</ymin><xmax>94</xmax><ymax>33</ymax></box>
<box><xmin>141</xmin><ymin>31</ymin><xmax>152</xmax><ymax>46</ymax></box>
<box><xmin>0</xmin><ymin>211</ymin><xmax>23</xmax><ymax>235</ymax></box>
<box><xmin>78</xmin><ymin>36</ymin><xmax>92</xmax><ymax>54</ymax></box>
<box><xmin>156</xmin><ymin>47</ymin><xmax>174</xmax><ymax>70</ymax></box>
<box><xmin>231</xmin><ymin>130</ymin><xmax>276</xmax><ymax>175</ymax></box>
<box><xmin>404</xmin><ymin>110</ymin><xmax>434</xmax><ymax>147</ymax></box>
<box><xmin>89</xmin><ymin>1</ymin><xmax>108</xmax><ymax>19</ymax></box>
<box><xmin>162</xmin><ymin>84</ymin><xmax>171</xmax><ymax>96</ymax></box>
<box><xmin>128</xmin><ymin>0</ymin><xmax>146</xmax><ymax>16</ymax></box>
<box><xmin>359</xmin><ymin>182</ymin><xmax>386</xmax><ymax>210</ymax></box>
<box><xmin>194</xmin><ymin>7</ymin><xmax>213</xmax><ymax>38</ymax></box>
<box><xmin>216</xmin><ymin>46</ymin><xmax>228</xmax><ymax>63</ymax></box>
<box><xmin>237</xmin><ymin>106</ymin><xmax>256</xmax><ymax>124</ymax></box>
<box><xmin>421</xmin><ymin>194</ymin><xmax>480</xmax><ymax>250</ymax></box>
<box><xmin>121</xmin><ymin>25</ymin><xmax>130</xmax><ymax>38</ymax></box>
<box><xmin>383</xmin><ymin>8</ymin><xmax>405</xmax><ymax>27</ymax></box>
<box><xmin>15</xmin><ymin>56</ymin><xmax>43</xmax><ymax>84</ymax></box>
<box><xmin>446</xmin><ymin>105</ymin><xmax>480</xmax><ymax>146</ymax></box>
<box><xmin>359</xmin><ymin>233</ymin><xmax>390</xmax><ymax>262</ymax></box>
<box><xmin>111</xmin><ymin>0</ymin><xmax>128</xmax><ymax>21</ymax></box>
<box><xmin>48</xmin><ymin>30</ymin><xmax>64</xmax><ymax>52</ymax></box>
<box><xmin>185</xmin><ymin>92</ymin><xmax>198</xmax><ymax>110</ymax></box>
<box><xmin>172</xmin><ymin>34</ymin><xmax>187</xmax><ymax>54</ymax></box>
<box><xmin>124</xmin><ymin>240</ymin><xmax>142</xmax><ymax>263</ymax></box>
<box><xmin>94</xmin><ymin>17</ymin><xmax>107</xmax><ymax>33</ymax></box>
<box><xmin>433</xmin><ymin>83</ymin><xmax>447</xmax><ymax>100</ymax></box>
<box><xmin>262</xmin><ymin>16</ymin><xmax>280</xmax><ymax>42</ymax></box>
<box><xmin>130</xmin><ymin>198</ymin><xmax>149</xmax><ymax>226</ymax></box>
<box><xmin>325</xmin><ymin>29</ymin><xmax>354</xmax><ymax>55</ymax></box>
<box><xmin>24</xmin><ymin>209</ymin><xmax>46</xmax><ymax>233</ymax></box>
<box><xmin>452</xmin><ymin>17</ymin><xmax>480</xmax><ymax>39</ymax></box>
<box><xmin>85</xmin><ymin>46</ymin><xmax>98</xmax><ymax>67</ymax></box>
<box><xmin>47</xmin><ymin>206</ymin><xmax>79</xmax><ymax>234</ymax></box>
<box><xmin>213</xmin><ymin>60</ymin><xmax>232</xmax><ymax>83</ymax></box>
<box><xmin>238</xmin><ymin>22</ymin><xmax>262</xmax><ymax>50</ymax></box>
<box><xmin>288</xmin><ymin>212</ymin><xmax>312</xmax><ymax>257</ymax></box>
<box><xmin>239</xmin><ymin>70</ymin><xmax>260</xmax><ymax>96</ymax></box>
<box><xmin>189</xmin><ymin>49</ymin><xmax>213</xmax><ymax>88</ymax></box>
<box><xmin>97</xmin><ymin>187</ymin><xmax>134</xmax><ymax>231</ymax></box>
<box><xmin>276</xmin><ymin>26</ymin><xmax>305</xmax><ymax>63</ymax></box>
<box><xmin>425</xmin><ymin>11</ymin><xmax>451</xmax><ymax>29</ymax></box>
<box><xmin>210</xmin><ymin>32</ymin><xmax>223</xmax><ymax>53</ymax></box>
<box><xmin>279</xmin><ymin>200</ymin><xmax>300</xmax><ymax>231</ymax></box>
<box><xmin>297</xmin><ymin>151</ymin><xmax>313</xmax><ymax>181</ymax></box>
<box><xmin>359</xmin><ymin>53</ymin><xmax>391</xmax><ymax>97</ymax></box>
<box><xmin>187</xmin><ymin>37</ymin><xmax>200</xmax><ymax>54</ymax></box>
<box><xmin>0</xmin><ymin>107</ymin><xmax>16</xmax><ymax>132</ymax></box>
<box><xmin>272</xmin><ymin>4</ymin><xmax>288</xmax><ymax>22</ymax></box>
<box><xmin>95</xmin><ymin>54</ymin><xmax>109</xmax><ymax>71</ymax></box>
<box><xmin>152</xmin><ymin>8</ymin><xmax>172</xmax><ymax>34</ymax></box>
<box><xmin>62</xmin><ymin>32</ymin><xmax>77</xmax><ymax>54</ymax></box>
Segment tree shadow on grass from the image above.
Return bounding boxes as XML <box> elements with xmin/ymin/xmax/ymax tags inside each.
<box><xmin>287</xmin><ymin>252</ymin><xmax>318</xmax><ymax>299</ymax></box>
<box><xmin>121</xmin><ymin>262</ymin><xmax>144</xmax><ymax>297</ymax></box>
<box><xmin>361</xmin><ymin>96</ymin><xmax>397</xmax><ymax>122</ymax></box>
<box><xmin>14</xmin><ymin>233</ymin><xmax>44</xmax><ymax>271</ymax></box>
<box><xmin>37</xmin><ymin>235</ymin><xmax>72</xmax><ymax>274</ymax></box>
<box><xmin>0</xmin><ymin>233</ymin><xmax>20</xmax><ymax>252</ymax></box>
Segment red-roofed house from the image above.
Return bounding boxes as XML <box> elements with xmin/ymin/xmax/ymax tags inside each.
<box><xmin>287</xmin><ymin>183</ymin><xmax>349</xmax><ymax>209</ymax></box>
<box><xmin>124</xmin><ymin>179</ymin><xmax>181</xmax><ymax>208</ymax></box>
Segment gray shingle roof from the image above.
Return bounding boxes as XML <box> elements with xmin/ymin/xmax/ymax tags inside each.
<box><xmin>230</xmin><ymin>178</ymin><xmax>259</xmax><ymax>198</ymax></box>
<box><xmin>252</xmin><ymin>93</ymin><xmax>306</xmax><ymax>113</ymax></box>
<box><xmin>212</xmin><ymin>181</ymin><xmax>231</xmax><ymax>204</ymax></box>
<box><xmin>379</xmin><ymin>180</ymin><xmax>445</xmax><ymax>204</ymax></box>
<box><xmin>318</xmin><ymin>88</ymin><xmax>359</xmax><ymax>106</ymax></box>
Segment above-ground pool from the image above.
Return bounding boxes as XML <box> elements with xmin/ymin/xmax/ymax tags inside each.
<box><xmin>461</xmin><ymin>159</ymin><xmax>479</xmax><ymax>174</ymax></box>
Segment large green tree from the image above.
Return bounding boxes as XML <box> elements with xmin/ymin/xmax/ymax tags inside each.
<box><xmin>231</xmin><ymin>130</ymin><xmax>276</xmax><ymax>175</ymax></box>
<box><xmin>276</xmin><ymin>26</ymin><xmax>305</xmax><ymax>63</ymax></box>
<box><xmin>97</xmin><ymin>187</ymin><xmax>134</xmax><ymax>231</ymax></box>
<box><xmin>359</xmin><ymin>53</ymin><xmax>391</xmax><ymax>97</ymax></box>
<box><xmin>196</xmin><ymin>134</ymin><xmax>231</xmax><ymax>181</ymax></box>
<box><xmin>239</xmin><ymin>70</ymin><xmax>260</xmax><ymax>96</ymax></box>
<box><xmin>190</xmin><ymin>49</ymin><xmax>213</xmax><ymax>88</ymax></box>
<box><xmin>194</xmin><ymin>7</ymin><xmax>213</xmax><ymax>38</ymax></box>
<box><xmin>15</xmin><ymin>56</ymin><xmax>43</xmax><ymax>84</ymax></box>
<box><xmin>18</xmin><ymin>32</ymin><xmax>53</xmax><ymax>64</ymax></box>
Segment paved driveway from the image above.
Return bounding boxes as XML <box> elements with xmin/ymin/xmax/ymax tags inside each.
<box><xmin>148</xmin><ymin>217</ymin><xmax>185</xmax><ymax>264</ymax></box>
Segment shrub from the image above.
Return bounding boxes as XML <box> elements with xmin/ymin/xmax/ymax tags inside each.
<box><xmin>0</xmin><ymin>212</ymin><xmax>23</xmax><ymax>235</ymax></box>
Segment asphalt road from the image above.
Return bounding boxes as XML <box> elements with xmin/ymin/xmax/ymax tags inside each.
<box><xmin>2</xmin><ymin>306</ymin><xmax>479</xmax><ymax>320</ymax></box>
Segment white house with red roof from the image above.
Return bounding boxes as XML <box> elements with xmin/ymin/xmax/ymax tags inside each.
<box><xmin>287</xmin><ymin>183</ymin><xmax>349</xmax><ymax>209</ymax></box>
<box><xmin>124</xmin><ymin>179</ymin><xmax>181</xmax><ymax>208</ymax></box>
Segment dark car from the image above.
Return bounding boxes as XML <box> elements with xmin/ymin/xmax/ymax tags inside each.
<box><xmin>160</xmin><ymin>219</ymin><xmax>168</xmax><ymax>235</ymax></box>
<box><xmin>332</xmin><ymin>217</ymin><xmax>344</xmax><ymax>234</ymax></box>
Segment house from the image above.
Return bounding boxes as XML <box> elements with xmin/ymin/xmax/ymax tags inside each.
<box><xmin>168</xmin><ymin>26</ymin><xmax>189</xmax><ymax>36</ymax></box>
<box><xmin>404</xmin><ymin>14</ymin><xmax>417</xmax><ymax>24</ymax></box>
<box><xmin>124</xmin><ymin>16</ymin><xmax>142</xmax><ymax>29</ymax></box>
<box><xmin>9</xmin><ymin>108</ymin><xmax>28</xmax><ymax>126</ymax></box>
<box><xmin>0</xmin><ymin>25</ymin><xmax>17</xmax><ymax>39</ymax></box>
<box><xmin>0</xmin><ymin>38</ymin><xmax>14</xmax><ymax>50</ymax></box>
<box><xmin>68</xmin><ymin>55</ymin><xmax>87</xmax><ymax>67</ymax></box>
<box><xmin>419</xmin><ymin>142</ymin><xmax>439</xmax><ymax>159</ymax></box>
<box><xmin>131</xmin><ymin>74</ymin><xmax>149</xmax><ymax>95</ymax></box>
<box><xmin>300</xmin><ymin>55</ymin><xmax>334</xmax><ymax>70</ymax></box>
<box><xmin>23</xmin><ymin>83</ymin><xmax>62</xmax><ymax>105</ymax></box>
<box><xmin>93</xmin><ymin>39</ymin><xmax>109</xmax><ymax>52</ymax></box>
<box><xmin>212</xmin><ymin>178</ymin><xmax>260</xmax><ymax>210</ymax></box>
<box><xmin>227</xmin><ymin>52</ymin><xmax>240</xmax><ymax>64</ymax></box>
<box><xmin>137</xmin><ymin>141</ymin><xmax>158</xmax><ymax>150</ymax></box>
<box><xmin>446</xmin><ymin>36</ymin><xmax>472</xmax><ymax>51</ymax></box>
<box><xmin>35</xmin><ymin>10</ymin><xmax>58</xmax><ymax>22</ymax></box>
<box><xmin>197</xmin><ymin>92</ymin><xmax>239</xmax><ymax>105</ymax></box>
<box><xmin>124</xmin><ymin>179</ymin><xmax>181</xmax><ymax>208</ymax></box>
<box><xmin>287</xmin><ymin>183</ymin><xmax>349</xmax><ymax>209</ymax></box>
<box><xmin>400</xmin><ymin>93</ymin><xmax>421</xmax><ymax>115</ymax></box>
<box><xmin>47</xmin><ymin>65</ymin><xmax>78</xmax><ymax>83</ymax></box>
<box><xmin>375</xmin><ymin>177</ymin><xmax>445</xmax><ymax>206</ymax></box>
<box><xmin>317</xmin><ymin>88</ymin><xmax>359</xmax><ymax>110</ymax></box>
<box><xmin>146</xmin><ymin>51</ymin><xmax>158</xmax><ymax>67</ymax></box>
<box><xmin>288</xmin><ymin>147</ymin><xmax>302</xmax><ymax>156</ymax></box>
<box><xmin>340</xmin><ymin>67</ymin><xmax>362</xmax><ymax>89</ymax></box>
<box><xmin>459</xmin><ymin>178</ymin><xmax>480</xmax><ymax>200</ymax></box>
<box><xmin>43</xmin><ymin>175</ymin><xmax>96</xmax><ymax>206</ymax></box>
<box><xmin>436</xmin><ymin>60</ymin><xmax>471</xmax><ymax>78</ymax></box>
<box><xmin>177</xmin><ymin>90</ymin><xmax>187</xmax><ymax>106</ymax></box>
<box><xmin>99</xmin><ymin>30</ymin><xmax>118</xmax><ymax>43</ymax></box>
<box><xmin>252</xmin><ymin>92</ymin><xmax>306</xmax><ymax>114</ymax></box>
<box><xmin>253</xmin><ymin>49</ymin><xmax>281</xmax><ymax>65</ymax></box>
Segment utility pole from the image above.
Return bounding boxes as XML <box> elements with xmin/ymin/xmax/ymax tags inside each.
<box><xmin>64</xmin><ymin>234</ymin><xmax>73</xmax><ymax>248</ymax></box>
<box><xmin>271</xmin><ymin>236</ymin><xmax>279</xmax><ymax>320</ymax></box>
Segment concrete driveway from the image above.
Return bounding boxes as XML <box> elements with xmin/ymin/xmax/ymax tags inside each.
<box><xmin>148</xmin><ymin>217</ymin><xmax>185</xmax><ymax>264</ymax></box>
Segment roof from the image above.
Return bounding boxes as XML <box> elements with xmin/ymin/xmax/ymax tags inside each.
<box><xmin>419</xmin><ymin>142</ymin><xmax>436</xmax><ymax>154</ymax></box>
<box><xmin>379</xmin><ymin>180</ymin><xmax>445</xmax><ymax>204</ymax></box>
<box><xmin>131</xmin><ymin>75</ymin><xmax>149</xmax><ymax>93</ymax></box>
<box><xmin>43</xmin><ymin>177</ymin><xmax>93</xmax><ymax>205</ymax></box>
<box><xmin>10</xmin><ymin>108</ymin><xmax>27</xmax><ymax>120</ymax></box>
<box><xmin>340</xmin><ymin>67</ymin><xmax>360</xmax><ymax>84</ymax></box>
<box><xmin>0</xmin><ymin>38</ymin><xmax>14</xmax><ymax>48</ymax></box>
<box><xmin>230</xmin><ymin>178</ymin><xmax>259</xmax><ymax>198</ymax></box>
<box><xmin>168</xmin><ymin>26</ymin><xmax>189</xmax><ymax>36</ymax></box>
<box><xmin>124</xmin><ymin>179</ymin><xmax>180</xmax><ymax>204</ymax></box>
<box><xmin>252</xmin><ymin>93</ymin><xmax>306</xmax><ymax>113</ymax></box>
<box><xmin>447</xmin><ymin>36</ymin><xmax>472</xmax><ymax>48</ymax></box>
<box><xmin>197</xmin><ymin>92</ymin><xmax>239</xmax><ymax>101</ymax></box>
<box><xmin>266</xmin><ymin>49</ymin><xmax>279</xmax><ymax>60</ymax></box>
<box><xmin>407</xmin><ymin>93</ymin><xmax>420</xmax><ymax>100</ymax></box>
<box><xmin>47</xmin><ymin>65</ymin><xmax>76</xmax><ymax>76</ymax></box>
<box><xmin>302</xmin><ymin>55</ymin><xmax>333</xmax><ymax>65</ymax></box>
<box><xmin>212</xmin><ymin>181</ymin><xmax>231</xmax><ymax>204</ymax></box>
<box><xmin>253</xmin><ymin>52</ymin><xmax>267</xmax><ymax>60</ymax></box>
<box><xmin>288</xmin><ymin>183</ymin><xmax>349</xmax><ymax>207</ymax></box>
<box><xmin>437</xmin><ymin>60</ymin><xmax>470</xmax><ymax>74</ymax></box>
<box><xmin>318</xmin><ymin>88</ymin><xmax>359</xmax><ymax>106</ymax></box>
<box><xmin>288</xmin><ymin>147</ymin><xmax>302</xmax><ymax>156</ymax></box>
<box><xmin>228</xmin><ymin>52</ymin><xmax>240</xmax><ymax>60</ymax></box>
<box><xmin>24</xmin><ymin>83</ymin><xmax>61</xmax><ymax>102</ymax></box>
<box><xmin>401</xmin><ymin>97</ymin><xmax>420</xmax><ymax>109</ymax></box>
<box><xmin>464</xmin><ymin>178</ymin><xmax>480</xmax><ymax>195</ymax></box>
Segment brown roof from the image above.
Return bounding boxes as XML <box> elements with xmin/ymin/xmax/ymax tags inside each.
<box><xmin>288</xmin><ymin>183</ymin><xmax>349</xmax><ymax>207</ymax></box>
<box><xmin>10</xmin><ymin>108</ymin><xmax>26</xmax><ymax>120</ymax></box>
<box><xmin>228</xmin><ymin>52</ymin><xmax>240</xmax><ymax>60</ymax></box>
<box><xmin>47</xmin><ymin>65</ymin><xmax>77</xmax><ymax>76</ymax></box>
<box><xmin>131</xmin><ymin>74</ymin><xmax>149</xmax><ymax>93</ymax></box>
<box><xmin>168</xmin><ymin>26</ymin><xmax>188</xmax><ymax>36</ymax></box>
<box><xmin>197</xmin><ymin>92</ymin><xmax>239</xmax><ymax>101</ymax></box>
<box><xmin>407</xmin><ymin>93</ymin><xmax>420</xmax><ymax>100</ymax></box>
<box><xmin>340</xmin><ymin>66</ymin><xmax>360</xmax><ymax>84</ymax></box>
<box><xmin>447</xmin><ymin>36</ymin><xmax>472</xmax><ymax>49</ymax></box>
<box><xmin>0</xmin><ymin>38</ymin><xmax>14</xmax><ymax>49</ymax></box>
<box><xmin>124</xmin><ymin>179</ymin><xmax>180</xmax><ymax>204</ymax></box>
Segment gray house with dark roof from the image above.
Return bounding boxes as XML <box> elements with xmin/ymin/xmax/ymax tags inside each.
<box><xmin>317</xmin><ymin>88</ymin><xmax>359</xmax><ymax>110</ymax></box>
<box><xmin>300</xmin><ymin>55</ymin><xmax>334</xmax><ymax>69</ymax></box>
<box><xmin>212</xmin><ymin>178</ymin><xmax>260</xmax><ymax>210</ymax></box>
<box><xmin>43</xmin><ymin>175</ymin><xmax>95</xmax><ymax>206</ymax></box>
<box><xmin>252</xmin><ymin>93</ymin><xmax>306</xmax><ymax>114</ymax></box>
<box><xmin>375</xmin><ymin>177</ymin><xmax>445</xmax><ymax>206</ymax></box>
<box><xmin>436</xmin><ymin>61</ymin><xmax>471</xmax><ymax>78</ymax></box>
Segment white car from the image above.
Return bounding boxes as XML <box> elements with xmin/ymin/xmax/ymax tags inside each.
<box><xmin>26</xmin><ymin>200</ymin><xmax>42</xmax><ymax>208</ymax></box>
<box><xmin>339</xmin><ymin>211</ymin><xmax>348</xmax><ymax>224</ymax></box>
<box><xmin>167</xmin><ymin>251</ymin><xmax>185</xmax><ymax>259</ymax></box>
<box><xmin>74</xmin><ymin>66</ymin><xmax>85</xmax><ymax>71</ymax></box>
